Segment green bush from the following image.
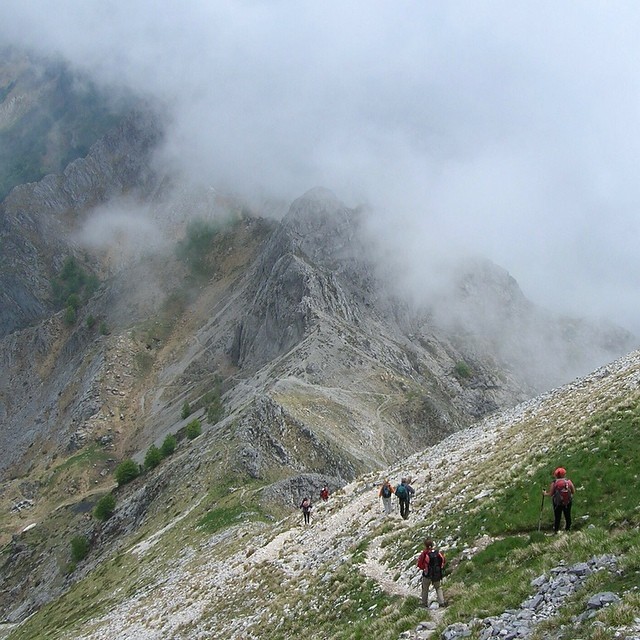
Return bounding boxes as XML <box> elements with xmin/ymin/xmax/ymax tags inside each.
<box><xmin>99</xmin><ymin>321</ymin><xmax>108</xmax><ymax>335</ymax></box>
<box><xmin>94</xmin><ymin>493</ymin><xmax>116</xmax><ymax>521</ymax></box>
<box><xmin>181</xmin><ymin>401</ymin><xmax>192</xmax><ymax>420</ymax></box>
<box><xmin>207</xmin><ymin>396</ymin><xmax>224</xmax><ymax>424</ymax></box>
<box><xmin>144</xmin><ymin>445</ymin><xmax>162</xmax><ymax>470</ymax></box>
<box><xmin>176</xmin><ymin>219</ymin><xmax>220</xmax><ymax>277</ymax></box>
<box><xmin>454</xmin><ymin>361</ymin><xmax>473</xmax><ymax>379</ymax></box>
<box><xmin>70</xmin><ymin>535</ymin><xmax>90</xmax><ymax>562</ymax></box>
<box><xmin>51</xmin><ymin>256</ymin><xmax>100</xmax><ymax>310</ymax></box>
<box><xmin>64</xmin><ymin>305</ymin><xmax>77</xmax><ymax>325</ymax></box>
<box><xmin>85</xmin><ymin>274</ymin><xmax>99</xmax><ymax>298</ymax></box>
<box><xmin>114</xmin><ymin>459</ymin><xmax>139</xmax><ymax>486</ymax></box>
<box><xmin>160</xmin><ymin>434</ymin><xmax>177</xmax><ymax>457</ymax></box>
<box><xmin>66</xmin><ymin>293</ymin><xmax>80</xmax><ymax>310</ymax></box>
<box><xmin>186</xmin><ymin>419</ymin><xmax>202</xmax><ymax>440</ymax></box>
<box><xmin>86</xmin><ymin>314</ymin><xmax>96</xmax><ymax>329</ymax></box>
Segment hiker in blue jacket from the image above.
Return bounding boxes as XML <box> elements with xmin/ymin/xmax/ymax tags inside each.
<box><xmin>395</xmin><ymin>477</ymin><xmax>415</xmax><ymax>519</ymax></box>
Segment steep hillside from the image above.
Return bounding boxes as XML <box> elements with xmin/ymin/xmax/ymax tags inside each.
<box><xmin>0</xmin><ymin>48</ymin><xmax>132</xmax><ymax>201</ymax></box>
<box><xmin>2</xmin><ymin>349</ymin><xmax>639</xmax><ymax>640</ymax></box>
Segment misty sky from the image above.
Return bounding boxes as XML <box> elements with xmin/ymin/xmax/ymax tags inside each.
<box><xmin>2</xmin><ymin>2</ymin><xmax>640</xmax><ymax>335</ymax></box>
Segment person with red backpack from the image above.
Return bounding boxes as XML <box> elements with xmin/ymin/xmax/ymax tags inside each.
<box><xmin>417</xmin><ymin>539</ymin><xmax>446</xmax><ymax>608</ymax></box>
<box><xmin>543</xmin><ymin>467</ymin><xmax>576</xmax><ymax>533</ymax></box>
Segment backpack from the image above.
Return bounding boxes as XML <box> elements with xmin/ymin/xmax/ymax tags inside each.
<box><xmin>552</xmin><ymin>479</ymin><xmax>572</xmax><ymax>507</ymax></box>
<box><xmin>381</xmin><ymin>484</ymin><xmax>392</xmax><ymax>498</ymax></box>
<box><xmin>426</xmin><ymin>550</ymin><xmax>444</xmax><ymax>580</ymax></box>
<box><xmin>395</xmin><ymin>484</ymin><xmax>407</xmax><ymax>499</ymax></box>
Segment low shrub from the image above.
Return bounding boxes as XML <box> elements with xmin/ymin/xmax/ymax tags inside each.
<box><xmin>454</xmin><ymin>361</ymin><xmax>473</xmax><ymax>379</ymax></box>
<box><xmin>114</xmin><ymin>459</ymin><xmax>140</xmax><ymax>486</ymax></box>
<box><xmin>70</xmin><ymin>535</ymin><xmax>90</xmax><ymax>562</ymax></box>
<box><xmin>186</xmin><ymin>419</ymin><xmax>202</xmax><ymax>440</ymax></box>
<box><xmin>144</xmin><ymin>445</ymin><xmax>162</xmax><ymax>470</ymax></box>
<box><xmin>94</xmin><ymin>493</ymin><xmax>116</xmax><ymax>521</ymax></box>
<box><xmin>160</xmin><ymin>434</ymin><xmax>177</xmax><ymax>457</ymax></box>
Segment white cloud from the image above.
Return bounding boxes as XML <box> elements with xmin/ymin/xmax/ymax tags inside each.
<box><xmin>2</xmin><ymin>1</ymin><xmax>640</xmax><ymax>333</ymax></box>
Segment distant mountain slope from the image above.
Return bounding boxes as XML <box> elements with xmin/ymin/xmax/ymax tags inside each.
<box><xmin>0</xmin><ymin>48</ymin><xmax>132</xmax><ymax>201</ymax></box>
<box><xmin>0</xmin><ymin>109</ymin><xmax>160</xmax><ymax>337</ymax></box>
<box><xmin>0</xmin><ymin>181</ymin><xmax>636</xmax><ymax>489</ymax></box>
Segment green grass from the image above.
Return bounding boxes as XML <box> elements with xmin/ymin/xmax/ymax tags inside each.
<box><xmin>197</xmin><ymin>477</ymin><xmax>271</xmax><ymax>534</ymax></box>
<box><xmin>383</xmin><ymin>399</ymin><xmax>640</xmax><ymax>632</ymax></box>
<box><xmin>6</xmin><ymin>385</ymin><xmax>640</xmax><ymax>640</ymax></box>
<box><xmin>441</xmin><ymin>400</ymin><xmax>640</xmax><ymax>542</ymax></box>
<box><xmin>43</xmin><ymin>445</ymin><xmax>110</xmax><ymax>489</ymax></box>
<box><xmin>250</xmin><ymin>562</ymin><xmax>424</xmax><ymax>640</ymax></box>
<box><xmin>198</xmin><ymin>503</ymin><xmax>268</xmax><ymax>534</ymax></box>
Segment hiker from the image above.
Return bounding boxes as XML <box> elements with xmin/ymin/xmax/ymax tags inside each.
<box><xmin>378</xmin><ymin>479</ymin><xmax>395</xmax><ymax>514</ymax></box>
<box><xmin>417</xmin><ymin>538</ymin><xmax>446</xmax><ymax>608</ymax></box>
<box><xmin>543</xmin><ymin>467</ymin><xmax>576</xmax><ymax>533</ymax></box>
<box><xmin>320</xmin><ymin>486</ymin><xmax>329</xmax><ymax>501</ymax></box>
<box><xmin>300</xmin><ymin>497</ymin><xmax>312</xmax><ymax>525</ymax></box>
<box><xmin>395</xmin><ymin>477</ymin><xmax>415</xmax><ymax>519</ymax></box>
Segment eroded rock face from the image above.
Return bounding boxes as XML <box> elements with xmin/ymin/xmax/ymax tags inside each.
<box><xmin>0</xmin><ymin>110</ymin><xmax>160</xmax><ymax>338</ymax></box>
<box><xmin>230</xmin><ymin>188</ymin><xmax>369</xmax><ymax>370</ymax></box>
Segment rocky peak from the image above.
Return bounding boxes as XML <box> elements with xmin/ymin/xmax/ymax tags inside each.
<box><xmin>277</xmin><ymin>187</ymin><xmax>363</xmax><ymax>268</ymax></box>
<box><xmin>452</xmin><ymin>256</ymin><xmax>529</xmax><ymax>309</ymax></box>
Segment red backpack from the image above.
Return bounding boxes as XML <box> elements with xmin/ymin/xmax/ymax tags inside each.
<box><xmin>553</xmin><ymin>479</ymin><xmax>573</xmax><ymax>506</ymax></box>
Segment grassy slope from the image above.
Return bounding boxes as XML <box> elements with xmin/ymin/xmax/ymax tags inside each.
<box><xmin>5</xmin><ymin>355</ymin><xmax>640</xmax><ymax>640</ymax></box>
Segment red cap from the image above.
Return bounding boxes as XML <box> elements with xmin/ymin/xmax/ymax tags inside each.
<box><xmin>554</xmin><ymin>467</ymin><xmax>566</xmax><ymax>478</ymax></box>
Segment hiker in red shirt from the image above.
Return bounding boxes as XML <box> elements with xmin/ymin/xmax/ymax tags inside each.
<box><xmin>543</xmin><ymin>467</ymin><xmax>576</xmax><ymax>533</ymax></box>
<box><xmin>417</xmin><ymin>539</ymin><xmax>446</xmax><ymax>608</ymax></box>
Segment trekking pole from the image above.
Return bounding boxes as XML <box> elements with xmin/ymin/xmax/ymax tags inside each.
<box><xmin>537</xmin><ymin>493</ymin><xmax>545</xmax><ymax>532</ymax></box>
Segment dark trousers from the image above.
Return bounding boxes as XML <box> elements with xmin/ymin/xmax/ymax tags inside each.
<box><xmin>303</xmin><ymin>510</ymin><xmax>311</xmax><ymax>525</ymax></box>
<box><xmin>553</xmin><ymin>503</ymin><xmax>572</xmax><ymax>532</ymax></box>
<box><xmin>399</xmin><ymin>498</ymin><xmax>410</xmax><ymax>519</ymax></box>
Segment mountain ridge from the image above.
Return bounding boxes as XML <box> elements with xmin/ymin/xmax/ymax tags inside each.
<box><xmin>1</xmin><ymin>57</ymin><xmax>639</xmax><ymax>637</ymax></box>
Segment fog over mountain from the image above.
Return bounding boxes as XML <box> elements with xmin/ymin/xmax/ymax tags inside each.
<box><xmin>2</xmin><ymin>2</ymin><xmax>640</xmax><ymax>334</ymax></box>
